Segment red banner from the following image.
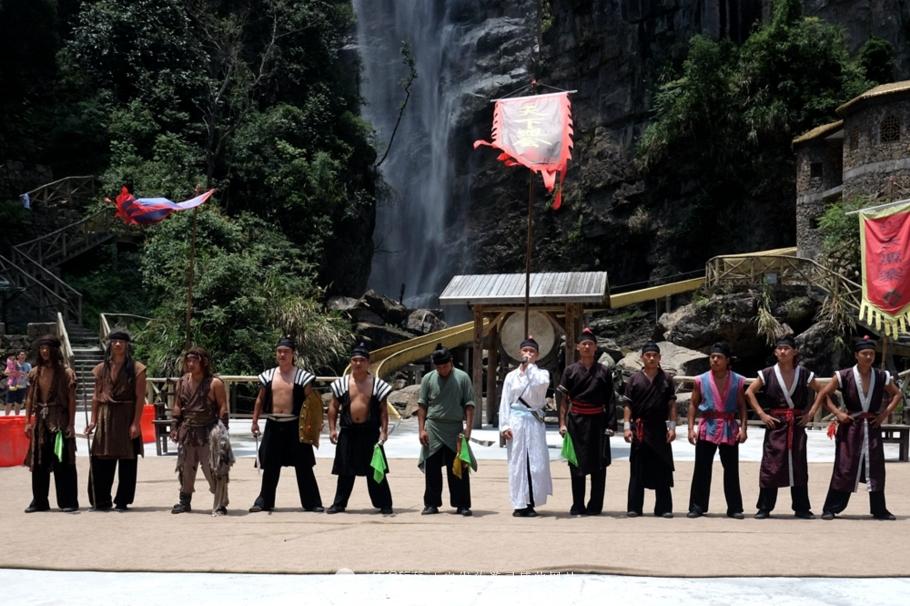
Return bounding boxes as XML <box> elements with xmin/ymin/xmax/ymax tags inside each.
<box><xmin>859</xmin><ymin>200</ymin><xmax>910</xmax><ymax>336</ymax></box>
<box><xmin>473</xmin><ymin>91</ymin><xmax>573</xmax><ymax>209</ymax></box>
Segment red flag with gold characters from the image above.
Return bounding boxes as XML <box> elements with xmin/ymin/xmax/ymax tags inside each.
<box><xmin>473</xmin><ymin>91</ymin><xmax>574</xmax><ymax>209</ymax></box>
<box><xmin>859</xmin><ymin>199</ymin><xmax>910</xmax><ymax>337</ymax></box>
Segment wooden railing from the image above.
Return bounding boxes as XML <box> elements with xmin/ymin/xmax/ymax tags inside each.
<box><xmin>145</xmin><ymin>375</ymin><xmax>340</xmax><ymax>418</ymax></box>
<box><xmin>0</xmin><ymin>251</ymin><xmax>77</xmax><ymax>322</ymax></box>
<box><xmin>56</xmin><ymin>312</ymin><xmax>75</xmax><ymax>370</ymax></box>
<box><xmin>706</xmin><ymin>252</ymin><xmax>863</xmax><ymax>315</ymax></box>
<box><xmin>23</xmin><ymin>175</ymin><xmax>96</xmax><ymax>210</ymax></box>
<box><xmin>99</xmin><ymin>312</ymin><xmax>153</xmax><ymax>343</ymax></box>
<box><xmin>14</xmin><ymin>208</ymin><xmax>114</xmax><ymax>268</ymax></box>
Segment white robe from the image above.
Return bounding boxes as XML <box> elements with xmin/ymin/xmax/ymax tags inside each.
<box><xmin>498</xmin><ymin>364</ymin><xmax>552</xmax><ymax>509</ymax></box>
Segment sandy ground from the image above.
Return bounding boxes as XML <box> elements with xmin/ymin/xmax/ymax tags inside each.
<box><xmin>1</xmin><ymin>419</ymin><xmax>909</xmax><ymax>577</ymax></box>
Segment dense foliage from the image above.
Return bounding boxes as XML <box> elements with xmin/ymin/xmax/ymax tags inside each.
<box><xmin>638</xmin><ymin>0</ymin><xmax>881</xmax><ymax>273</ymax></box>
<box><xmin>0</xmin><ymin>0</ymin><xmax>374</xmax><ymax>373</ymax></box>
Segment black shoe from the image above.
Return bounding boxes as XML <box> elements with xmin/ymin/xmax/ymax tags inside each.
<box><xmin>114</xmin><ymin>504</ymin><xmax>128</xmax><ymax>512</ymax></box>
<box><xmin>90</xmin><ymin>504</ymin><xmax>112</xmax><ymax>512</ymax></box>
<box><xmin>456</xmin><ymin>507</ymin><xmax>473</xmax><ymax>517</ymax></box>
<box><xmin>248</xmin><ymin>499</ymin><xmax>272</xmax><ymax>513</ymax></box>
<box><xmin>379</xmin><ymin>507</ymin><xmax>394</xmax><ymax>515</ymax></box>
<box><xmin>24</xmin><ymin>503</ymin><xmax>50</xmax><ymax>513</ymax></box>
<box><xmin>626</xmin><ymin>511</ymin><xmax>640</xmax><ymax>518</ymax></box>
<box><xmin>326</xmin><ymin>505</ymin><xmax>346</xmax><ymax>514</ymax></box>
<box><xmin>821</xmin><ymin>511</ymin><xmax>835</xmax><ymax>520</ymax></box>
<box><xmin>727</xmin><ymin>511</ymin><xmax>745</xmax><ymax>519</ymax></box>
<box><xmin>795</xmin><ymin>511</ymin><xmax>815</xmax><ymax>520</ymax></box>
<box><xmin>305</xmin><ymin>505</ymin><xmax>325</xmax><ymax>513</ymax></box>
<box><xmin>660</xmin><ymin>512</ymin><xmax>674</xmax><ymax>519</ymax></box>
<box><xmin>172</xmin><ymin>493</ymin><xmax>192</xmax><ymax>514</ymax></box>
<box><xmin>569</xmin><ymin>506</ymin><xmax>584</xmax><ymax>516</ymax></box>
<box><xmin>873</xmin><ymin>511</ymin><xmax>896</xmax><ymax>521</ymax></box>
<box><xmin>754</xmin><ymin>510</ymin><xmax>770</xmax><ymax>519</ymax></box>
<box><xmin>513</xmin><ymin>508</ymin><xmax>529</xmax><ymax>517</ymax></box>
<box><xmin>421</xmin><ymin>506</ymin><xmax>439</xmax><ymax>515</ymax></box>
<box><xmin>583</xmin><ymin>508</ymin><xmax>602</xmax><ymax>516</ymax></box>
<box><xmin>525</xmin><ymin>507</ymin><xmax>538</xmax><ymax>518</ymax></box>
<box><xmin>686</xmin><ymin>510</ymin><xmax>703</xmax><ymax>519</ymax></box>
<box><xmin>213</xmin><ymin>507</ymin><xmax>228</xmax><ymax>516</ymax></box>
<box><xmin>61</xmin><ymin>506</ymin><xmax>78</xmax><ymax>513</ymax></box>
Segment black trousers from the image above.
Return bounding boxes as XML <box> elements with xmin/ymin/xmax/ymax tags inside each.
<box><xmin>88</xmin><ymin>456</ymin><xmax>138</xmax><ymax>508</ymax></box>
<box><xmin>570</xmin><ymin>467</ymin><xmax>606</xmax><ymax>514</ymax></box>
<box><xmin>525</xmin><ymin>454</ymin><xmax>535</xmax><ymax>508</ymax></box>
<box><xmin>30</xmin><ymin>435</ymin><xmax>78</xmax><ymax>510</ymax></box>
<box><xmin>628</xmin><ymin>470</ymin><xmax>672</xmax><ymax>516</ymax></box>
<box><xmin>331</xmin><ymin>473</ymin><xmax>392</xmax><ymax>509</ymax></box>
<box><xmin>424</xmin><ymin>447</ymin><xmax>471</xmax><ymax>508</ymax></box>
<box><xmin>756</xmin><ymin>485</ymin><xmax>811</xmax><ymax>513</ymax></box>
<box><xmin>256</xmin><ymin>463</ymin><xmax>323</xmax><ymax>509</ymax></box>
<box><xmin>823</xmin><ymin>488</ymin><xmax>889</xmax><ymax>516</ymax></box>
<box><xmin>689</xmin><ymin>440</ymin><xmax>743</xmax><ymax>514</ymax></box>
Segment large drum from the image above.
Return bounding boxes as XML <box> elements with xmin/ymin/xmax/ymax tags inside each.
<box><xmin>499</xmin><ymin>311</ymin><xmax>556</xmax><ymax>361</ymax></box>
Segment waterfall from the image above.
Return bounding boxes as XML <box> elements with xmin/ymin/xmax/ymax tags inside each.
<box><xmin>353</xmin><ymin>0</ymin><xmax>476</xmax><ymax>308</ymax></box>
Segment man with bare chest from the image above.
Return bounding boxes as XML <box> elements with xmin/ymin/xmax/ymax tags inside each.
<box><xmin>326</xmin><ymin>342</ymin><xmax>393</xmax><ymax>514</ymax></box>
<box><xmin>249</xmin><ymin>336</ymin><xmax>323</xmax><ymax>512</ymax></box>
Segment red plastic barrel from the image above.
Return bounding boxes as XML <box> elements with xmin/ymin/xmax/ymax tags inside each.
<box><xmin>140</xmin><ymin>403</ymin><xmax>156</xmax><ymax>444</ymax></box>
<box><xmin>0</xmin><ymin>416</ymin><xmax>29</xmax><ymax>467</ymax></box>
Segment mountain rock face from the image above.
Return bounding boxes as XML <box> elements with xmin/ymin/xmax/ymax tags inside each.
<box><xmin>356</xmin><ymin>1</ymin><xmax>909</xmax><ymax>296</ymax></box>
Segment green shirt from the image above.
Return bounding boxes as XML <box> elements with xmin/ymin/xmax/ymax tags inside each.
<box><xmin>418</xmin><ymin>367</ymin><xmax>475</xmax><ymax>420</ymax></box>
<box><xmin>418</xmin><ymin>367</ymin><xmax>475</xmax><ymax>467</ymax></box>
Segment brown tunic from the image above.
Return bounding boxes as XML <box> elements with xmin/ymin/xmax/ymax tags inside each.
<box><xmin>829</xmin><ymin>367</ymin><xmax>889</xmax><ymax>493</ymax></box>
<box><xmin>174</xmin><ymin>374</ymin><xmax>218</xmax><ymax>447</ymax></box>
<box><xmin>756</xmin><ymin>365</ymin><xmax>814</xmax><ymax>489</ymax></box>
<box><xmin>25</xmin><ymin>366</ymin><xmax>77</xmax><ymax>469</ymax></box>
<box><xmin>91</xmin><ymin>361</ymin><xmax>147</xmax><ymax>459</ymax></box>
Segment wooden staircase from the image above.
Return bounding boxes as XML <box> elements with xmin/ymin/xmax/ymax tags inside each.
<box><xmin>67</xmin><ymin>324</ymin><xmax>103</xmax><ymax>405</ymax></box>
<box><xmin>0</xmin><ymin>176</ymin><xmax>113</xmax><ymax>326</ymax></box>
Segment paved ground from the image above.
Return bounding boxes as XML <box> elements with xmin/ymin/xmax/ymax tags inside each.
<box><xmin>1</xmin><ymin>418</ymin><xmax>909</xmax><ymax>577</ymax></box>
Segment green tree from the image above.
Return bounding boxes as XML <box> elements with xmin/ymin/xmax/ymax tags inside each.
<box><xmin>638</xmin><ymin>0</ymin><xmax>875</xmax><ymax>272</ymax></box>
<box><xmin>136</xmin><ymin>206</ymin><xmax>349</xmax><ymax>375</ymax></box>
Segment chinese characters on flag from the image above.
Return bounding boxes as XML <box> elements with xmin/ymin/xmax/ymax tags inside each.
<box><xmin>473</xmin><ymin>91</ymin><xmax>574</xmax><ymax>209</ymax></box>
<box><xmin>859</xmin><ymin>199</ymin><xmax>910</xmax><ymax>337</ymax></box>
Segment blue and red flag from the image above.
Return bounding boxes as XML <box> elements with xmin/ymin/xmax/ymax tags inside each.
<box><xmin>112</xmin><ymin>186</ymin><xmax>215</xmax><ymax>225</ymax></box>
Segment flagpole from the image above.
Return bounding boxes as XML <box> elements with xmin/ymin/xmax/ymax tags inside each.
<box><xmin>184</xmin><ymin>205</ymin><xmax>198</xmax><ymax>349</ymax></box>
<box><xmin>525</xmin><ymin>174</ymin><xmax>534</xmax><ymax>338</ymax></box>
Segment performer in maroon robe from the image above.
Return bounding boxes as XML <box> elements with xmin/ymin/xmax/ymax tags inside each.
<box><xmin>814</xmin><ymin>336</ymin><xmax>902</xmax><ymax>520</ymax></box>
<box><xmin>623</xmin><ymin>342</ymin><xmax>676</xmax><ymax>517</ymax></box>
<box><xmin>745</xmin><ymin>336</ymin><xmax>823</xmax><ymax>519</ymax></box>
<box><xmin>557</xmin><ymin>328</ymin><xmax>613</xmax><ymax>516</ymax></box>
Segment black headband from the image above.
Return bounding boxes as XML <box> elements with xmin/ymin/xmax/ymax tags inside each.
<box><xmin>520</xmin><ymin>337</ymin><xmax>539</xmax><ymax>351</ymax></box>
<box><xmin>577</xmin><ymin>328</ymin><xmax>596</xmax><ymax>343</ymax></box>
<box><xmin>710</xmin><ymin>342</ymin><xmax>732</xmax><ymax>358</ymax></box>
<box><xmin>775</xmin><ymin>335</ymin><xmax>796</xmax><ymax>349</ymax></box>
<box><xmin>108</xmin><ymin>331</ymin><xmax>131</xmax><ymax>342</ymax></box>
<box><xmin>276</xmin><ymin>335</ymin><xmax>296</xmax><ymax>350</ymax></box>
<box><xmin>431</xmin><ymin>344</ymin><xmax>452</xmax><ymax>365</ymax></box>
<box><xmin>641</xmin><ymin>341</ymin><xmax>660</xmax><ymax>354</ymax></box>
<box><xmin>854</xmin><ymin>336</ymin><xmax>876</xmax><ymax>352</ymax></box>
<box><xmin>351</xmin><ymin>342</ymin><xmax>371</xmax><ymax>359</ymax></box>
<box><xmin>36</xmin><ymin>335</ymin><xmax>60</xmax><ymax>348</ymax></box>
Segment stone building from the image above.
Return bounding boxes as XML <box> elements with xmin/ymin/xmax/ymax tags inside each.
<box><xmin>794</xmin><ymin>81</ymin><xmax>910</xmax><ymax>259</ymax></box>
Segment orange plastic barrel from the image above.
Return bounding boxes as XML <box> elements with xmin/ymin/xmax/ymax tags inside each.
<box><xmin>140</xmin><ymin>403</ymin><xmax>156</xmax><ymax>444</ymax></box>
<box><xmin>0</xmin><ymin>416</ymin><xmax>28</xmax><ymax>467</ymax></box>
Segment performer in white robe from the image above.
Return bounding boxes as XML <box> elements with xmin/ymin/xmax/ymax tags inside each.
<box><xmin>499</xmin><ymin>337</ymin><xmax>552</xmax><ymax>516</ymax></box>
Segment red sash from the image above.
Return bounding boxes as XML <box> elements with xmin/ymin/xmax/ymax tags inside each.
<box><xmin>569</xmin><ymin>398</ymin><xmax>605</xmax><ymax>416</ymax></box>
<box><xmin>769</xmin><ymin>408</ymin><xmax>803</xmax><ymax>450</ymax></box>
